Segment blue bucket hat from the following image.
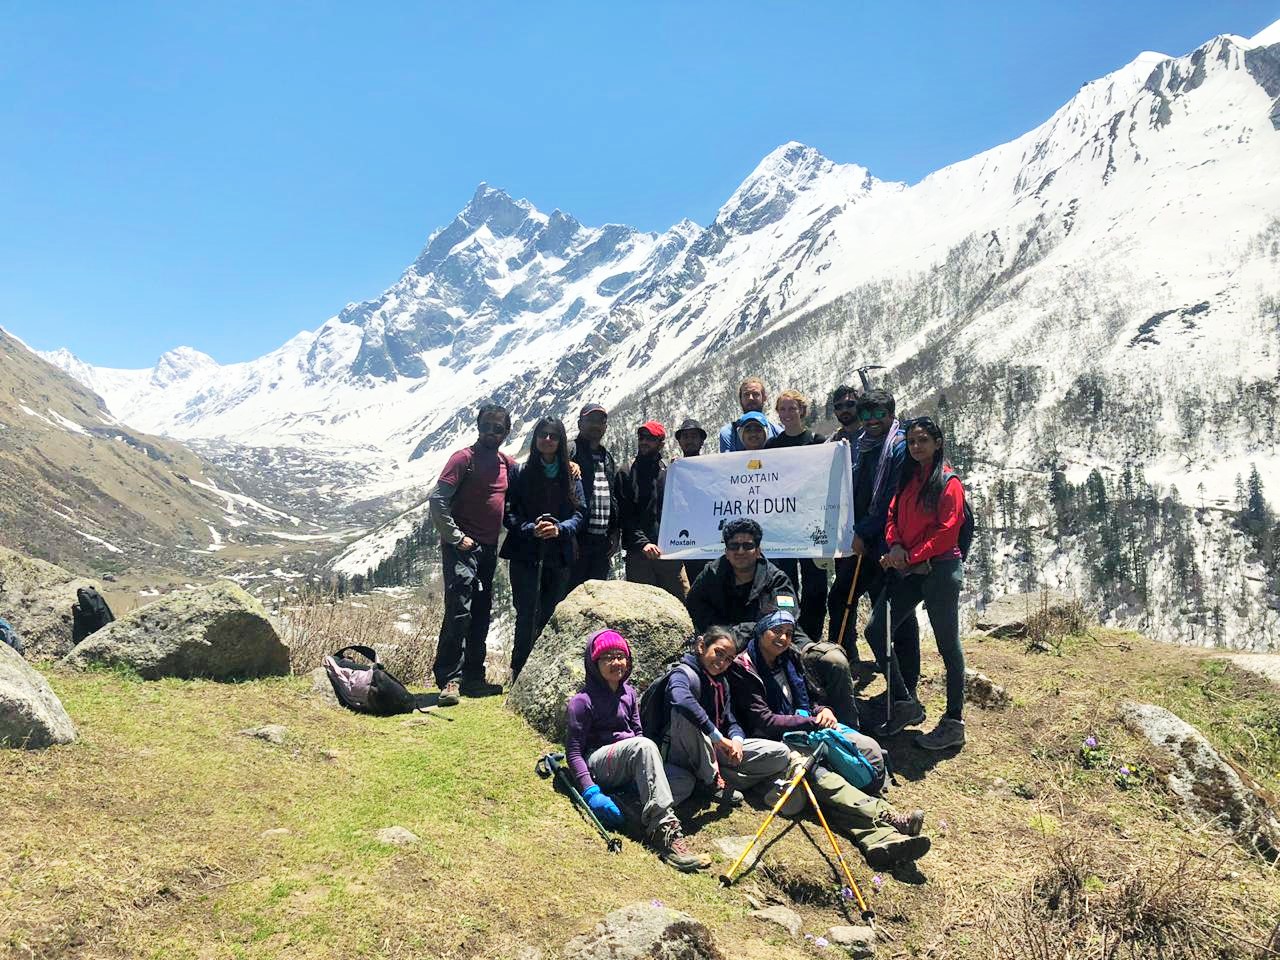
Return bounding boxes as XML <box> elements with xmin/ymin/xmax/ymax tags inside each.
<box><xmin>754</xmin><ymin>608</ymin><xmax>796</xmax><ymax>640</ymax></box>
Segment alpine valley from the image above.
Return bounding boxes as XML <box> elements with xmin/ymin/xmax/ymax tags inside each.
<box><xmin>40</xmin><ymin>19</ymin><xmax>1280</xmax><ymax>649</ymax></box>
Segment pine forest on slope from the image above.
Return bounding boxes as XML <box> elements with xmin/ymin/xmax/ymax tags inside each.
<box><xmin>43</xmin><ymin>19</ymin><xmax>1280</xmax><ymax>649</ymax></box>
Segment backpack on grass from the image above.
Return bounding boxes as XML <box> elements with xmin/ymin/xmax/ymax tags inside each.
<box><xmin>323</xmin><ymin>645</ymin><xmax>416</xmax><ymax>715</ymax></box>
<box><xmin>0</xmin><ymin>618</ymin><xmax>23</xmax><ymax>656</ymax></box>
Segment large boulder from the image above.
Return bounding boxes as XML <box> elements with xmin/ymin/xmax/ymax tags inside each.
<box><xmin>1122</xmin><ymin>701</ymin><xmax>1280</xmax><ymax>860</ymax></box>
<box><xmin>508</xmin><ymin>580</ymin><xmax>693</xmax><ymax>741</ymax></box>
<box><xmin>562</xmin><ymin>901</ymin><xmax>723</xmax><ymax>960</ymax></box>
<box><xmin>62</xmin><ymin>580</ymin><xmax>288</xmax><ymax>681</ymax></box>
<box><xmin>0</xmin><ymin>546</ymin><xmax>100</xmax><ymax>659</ymax></box>
<box><xmin>0</xmin><ymin>641</ymin><xmax>76</xmax><ymax>748</ymax></box>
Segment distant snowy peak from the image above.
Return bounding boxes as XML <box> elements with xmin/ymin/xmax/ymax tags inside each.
<box><xmin>150</xmin><ymin>346</ymin><xmax>218</xmax><ymax>386</ymax></box>
<box><xmin>1246</xmin><ymin>17</ymin><xmax>1280</xmax><ymax>48</ymax></box>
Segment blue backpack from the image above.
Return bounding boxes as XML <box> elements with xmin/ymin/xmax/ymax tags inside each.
<box><xmin>783</xmin><ymin>725</ymin><xmax>878</xmax><ymax>791</ymax></box>
<box><xmin>0</xmin><ymin>618</ymin><xmax>23</xmax><ymax>656</ymax></box>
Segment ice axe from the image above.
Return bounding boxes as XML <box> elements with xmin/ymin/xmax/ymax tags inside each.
<box><xmin>857</xmin><ymin>364</ymin><xmax>885</xmax><ymax>393</ymax></box>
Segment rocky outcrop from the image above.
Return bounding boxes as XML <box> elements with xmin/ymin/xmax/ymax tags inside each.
<box><xmin>973</xmin><ymin>590</ymin><xmax>1076</xmax><ymax>639</ymax></box>
<box><xmin>62</xmin><ymin>581</ymin><xmax>288</xmax><ymax>681</ymax></box>
<box><xmin>0</xmin><ymin>546</ymin><xmax>101</xmax><ymax>659</ymax></box>
<box><xmin>964</xmin><ymin>669</ymin><xmax>1011</xmax><ymax>709</ymax></box>
<box><xmin>562</xmin><ymin>901</ymin><xmax>723</xmax><ymax>960</ymax></box>
<box><xmin>507</xmin><ymin>580</ymin><xmax>693</xmax><ymax>742</ymax></box>
<box><xmin>1122</xmin><ymin>701</ymin><xmax>1279</xmax><ymax>860</ymax></box>
<box><xmin>0</xmin><ymin>641</ymin><xmax>76</xmax><ymax>748</ymax></box>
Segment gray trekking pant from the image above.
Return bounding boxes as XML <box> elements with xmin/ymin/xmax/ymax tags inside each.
<box><xmin>663</xmin><ymin>711</ymin><xmax>790</xmax><ymax>804</ymax></box>
<box><xmin>586</xmin><ymin>736</ymin><xmax>676</xmax><ymax>832</ymax></box>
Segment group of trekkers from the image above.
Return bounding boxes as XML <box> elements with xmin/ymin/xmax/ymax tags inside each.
<box><xmin>428</xmin><ymin>376</ymin><xmax>969</xmax><ymax>872</ymax></box>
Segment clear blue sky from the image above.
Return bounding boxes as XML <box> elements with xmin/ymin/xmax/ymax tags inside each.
<box><xmin>3</xmin><ymin>2</ymin><xmax>1277</xmax><ymax>368</ymax></box>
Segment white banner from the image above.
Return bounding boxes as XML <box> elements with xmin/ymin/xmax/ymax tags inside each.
<box><xmin>657</xmin><ymin>443</ymin><xmax>855</xmax><ymax>559</ymax></box>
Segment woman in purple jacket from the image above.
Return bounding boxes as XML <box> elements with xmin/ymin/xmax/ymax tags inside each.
<box><xmin>564</xmin><ymin>629</ymin><xmax>710</xmax><ymax>872</ymax></box>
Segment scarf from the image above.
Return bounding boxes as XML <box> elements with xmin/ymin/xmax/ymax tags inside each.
<box><xmin>541</xmin><ymin>458</ymin><xmax>560</xmax><ymax>479</ymax></box>
<box><xmin>859</xmin><ymin>417</ymin><xmax>900</xmax><ymax>509</ymax></box>
<box><xmin>746</xmin><ymin>636</ymin><xmax>811</xmax><ymax>716</ymax></box>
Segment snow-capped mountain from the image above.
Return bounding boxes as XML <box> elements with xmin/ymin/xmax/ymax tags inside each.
<box><xmin>45</xmin><ymin>20</ymin><xmax>1280</xmax><ymax>644</ymax></box>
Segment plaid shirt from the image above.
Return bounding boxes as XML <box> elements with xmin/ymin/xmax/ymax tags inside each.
<box><xmin>587</xmin><ymin>450</ymin><xmax>611</xmax><ymax>536</ymax></box>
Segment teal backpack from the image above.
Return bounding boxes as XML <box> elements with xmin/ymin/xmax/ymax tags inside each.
<box><xmin>783</xmin><ymin>725</ymin><xmax>879</xmax><ymax>791</ymax></box>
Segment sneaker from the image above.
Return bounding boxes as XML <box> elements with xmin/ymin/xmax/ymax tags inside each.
<box><xmin>650</xmin><ymin>819</ymin><xmax>710</xmax><ymax>872</ymax></box>
<box><xmin>460</xmin><ymin>679</ymin><xmax>504</xmax><ymax>698</ymax></box>
<box><xmin>864</xmin><ymin>833</ymin><xmax>931</xmax><ymax>870</ymax></box>
<box><xmin>437</xmin><ymin>681</ymin><xmax>461</xmax><ymax>707</ymax></box>
<box><xmin>875</xmin><ymin>699</ymin><xmax>926</xmax><ymax>737</ymax></box>
<box><xmin>881</xmin><ymin>808</ymin><xmax>926</xmax><ymax>836</ymax></box>
<box><xmin>915</xmin><ymin>718</ymin><xmax>966</xmax><ymax>751</ymax></box>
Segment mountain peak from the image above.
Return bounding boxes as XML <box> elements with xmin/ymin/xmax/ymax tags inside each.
<box><xmin>462</xmin><ymin>182</ymin><xmax>540</xmax><ymax>234</ymax></box>
<box><xmin>1248</xmin><ymin>18</ymin><xmax>1280</xmax><ymax>47</ymax></box>
<box><xmin>151</xmin><ymin>347</ymin><xmax>218</xmax><ymax>387</ymax></box>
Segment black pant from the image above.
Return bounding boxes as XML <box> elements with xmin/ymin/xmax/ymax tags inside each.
<box><xmin>827</xmin><ymin>553</ymin><xmax>919</xmax><ymax>670</ymax></box>
<box><xmin>773</xmin><ymin>558</ymin><xmax>829</xmax><ymax>642</ymax></box>
<box><xmin>508</xmin><ymin>553</ymin><xmax>571</xmax><ymax>681</ymax></box>
<box><xmin>432</xmin><ymin>541</ymin><xmax>498</xmax><ymax>689</ymax></box>
<box><xmin>568</xmin><ymin>533</ymin><xmax>612</xmax><ymax>591</ymax></box>
<box><xmin>682</xmin><ymin>558</ymin><xmax>709</xmax><ymax>585</ymax></box>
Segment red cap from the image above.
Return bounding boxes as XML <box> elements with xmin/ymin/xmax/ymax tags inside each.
<box><xmin>637</xmin><ymin>420</ymin><xmax>666</xmax><ymax>440</ymax></box>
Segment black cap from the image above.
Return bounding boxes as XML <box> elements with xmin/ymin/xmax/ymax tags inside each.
<box><xmin>578</xmin><ymin>403</ymin><xmax>607</xmax><ymax>418</ymax></box>
<box><xmin>674</xmin><ymin>417</ymin><xmax>707</xmax><ymax>442</ymax></box>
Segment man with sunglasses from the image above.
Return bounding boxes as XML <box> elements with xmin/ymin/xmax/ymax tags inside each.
<box><xmin>567</xmin><ymin>403</ymin><xmax>621</xmax><ymax>591</ymax></box>
<box><xmin>685</xmin><ymin>518</ymin><xmax>862</xmax><ymax>727</ymax></box>
<box><xmin>429</xmin><ymin>403</ymin><xmax>515</xmax><ymax>706</ymax></box>
<box><xmin>827</xmin><ymin>388</ymin><xmax>920</xmax><ymax>704</ymax></box>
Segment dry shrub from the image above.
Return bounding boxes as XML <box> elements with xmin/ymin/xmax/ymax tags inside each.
<box><xmin>1025</xmin><ymin>588</ymin><xmax>1091</xmax><ymax>653</ymax></box>
<box><xmin>279</xmin><ymin>587</ymin><xmax>441</xmax><ymax>685</ymax></box>
<box><xmin>984</xmin><ymin>839</ymin><xmax>1269</xmax><ymax>959</ymax></box>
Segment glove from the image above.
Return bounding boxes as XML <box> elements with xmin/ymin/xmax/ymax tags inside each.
<box><xmin>582</xmin><ymin>785</ymin><xmax>624</xmax><ymax>828</ymax></box>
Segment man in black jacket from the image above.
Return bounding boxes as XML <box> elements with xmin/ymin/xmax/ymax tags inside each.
<box><xmin>685</xmin><ymin>519</ymin><xmax>861</xmax><ymax>727</ymax></box>
<box><xmin>567</xmin><ymin>403</ymin><xmax>620</xmax><ymax>590</ymax></box>
<box><xmin>618</xmin><ymin>420</ymin><xmax>687</xmax><ymax>599</ymax></box>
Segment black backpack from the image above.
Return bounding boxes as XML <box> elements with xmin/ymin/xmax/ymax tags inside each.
<box><xmin>638</xmin><ymin>662</ymin><xmax>697</xmax><ymax>741</ymax></box>
<box><xmin>323</xmin><ymin>645</ymin><xmax>417</xmax><ymax>715</ymax></box>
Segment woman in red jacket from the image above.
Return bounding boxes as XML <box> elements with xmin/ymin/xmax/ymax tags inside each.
<box><xmin>869</xmin><ymin>417</ymin><xmax>968</xmax><ymax>752</ymax></box>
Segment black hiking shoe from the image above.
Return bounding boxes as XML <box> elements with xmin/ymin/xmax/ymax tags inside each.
<box><xmin>702</xmin><ymin>776</ymin><xmax>744</xmax><ymax>806</ymax></box>
<box><xmin>915</xmin><ymin>718</ymin><xmax>966</xmax><ymax>751</ymax></box>
<box><xmin>650</xmin><ymin>819</ymin><xmax>710</xmax><ymax>872</ymax></box>
<box><xmin>874</xmin><ymin>699</ymin><xmax>926</xmax><ymax>737</ymax></box>
<box><xmin>864</xmin><ymin>833</ymin><xmax>931</xmax><ymax>870</ymax></box>
<box><xmin>437</xmin><ymin>681</ymin><xmax>461</xmax><ymax>707</ymax></box>
<box><xmin>460</xmin><ymin>679</ymin><xmax>504</xmax><ymax>698</ymax></box>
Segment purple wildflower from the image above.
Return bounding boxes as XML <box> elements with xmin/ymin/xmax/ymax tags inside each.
<box><xmin>841</xmin><ymin>886</ymin><xmax>854</xmax><ymax>900</ymax></box>
<box><xmin>650</xmin><ymin>899</ymin><xmax>664</xmax><ymax>908</ymax></box>
<box><xmin>1084</xmin><ymin>736</ymin><xmax>1098</xmax><ymax>749</ymax></box>
<box><xmin>1119</xmin><ymin>766</ymin><xmax>1132</xmax><ymax>776</ymax></box>
<box><xmin>872</xmin><ymin>874</ymin><xmax>884</xmax><ymax>890</ymax></box>
<box><xmin>814</xmin><ymin>936</ymin><xmax>830</xmax><ymax>948</ymax></box>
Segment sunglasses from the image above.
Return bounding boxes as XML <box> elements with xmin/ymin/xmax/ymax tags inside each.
<box><xmin>857</xmin><ymin>408</ymin><xmax>890</xmax><ymax>421</ymax></box>
<box><xmin>833</xmin><ymin>400</ymin><xmax>857</xmax><ymax>411</ymax></box>
<box><xmin>479</xmin><ymin>422</ymin><xmax>508</xmax><ymax>434</ymax></box>
<box><xmin>535</xmin><ymin>430</ymin><xmax>559</xmax><ymax>441</ymax></box>
<box><xmin>726</xmin><ymin>540</ymin><xmax>759</xmax><ymax>552</ymax></box>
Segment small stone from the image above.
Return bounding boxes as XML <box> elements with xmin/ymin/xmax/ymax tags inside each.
<box><xmin>827</xmin><ymin>924</ymin><xmax>876</xmax><ymax>957</ymax></box>
<box><xmin>514</xmin><ymin>949</ymin><xmax>544</xmax><ymax>960</ymax></box>
<box><xmin>752</xmin><ymin>905</ymin><xmax>803</xmax><ymax>937</ymax></box>
<box><xmin>401</xmin><ymin>716</ymin><xmax>431</xmax><ymax>727</ymax></box>
<box><xmin>992</xmin><ymin>777</ymin><xmax>1007</xmax><ymax>789</ymax></box>
<box><xmin>964</xmin><ymin>669</ymin><xmax>1011</xmax><ymax>709</ymax></box>
<box><xmin>321</xmin><ymin>748</ymin><xmax>340</xmax><ymax>761</ymax></box>
<box><xmin>375</xmin><ymin>826</ymin><xmax>419</xmax><ymax>846</ymax></box>
<box><xmin>714</xmin><ymin>835</ymin><xmax>762</xmax><ymax>871</ymax></box>
<box><xmin>261</xmin><ymin>828</ymin><xmax>291</xmax><ymax>839</ymax></box>
<box><xmin>239</xmin><ymin>724</ymin><xmax>287</xmax><ymax>745</ymax></box>
<box><xmin>562</xmin><ymin>901</ymin><xmax>720</xmax><ymax>959</ymax></box>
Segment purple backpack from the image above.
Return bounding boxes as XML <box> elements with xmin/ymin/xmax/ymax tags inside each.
<box><xmin>323</xmin><ymin>645</ymin><xmax>417</xmax><ymax>715</ymax></box>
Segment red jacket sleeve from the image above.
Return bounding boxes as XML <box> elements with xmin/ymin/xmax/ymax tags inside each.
<box><xmin>906</xmin><ymin>477</ymin><xmax>964</xmax><ymax>564</ymax></box>
<box><xmin>884</xmin><ymin>490</ymin><xmax>901</xmax><ymax>548</ymax></box>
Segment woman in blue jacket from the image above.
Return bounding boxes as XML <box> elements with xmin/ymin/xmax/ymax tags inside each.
<box><xmin>501</xmin><ymin>417</ymin><xmax>586</xmax><ymax>680</ymax></box>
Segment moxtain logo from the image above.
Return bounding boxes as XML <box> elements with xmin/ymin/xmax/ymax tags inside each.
<box><xmin>747</xmin><ymin>459</ymin><xmax>763</xmax><ymax>470</ymax></box>
<box><xmin>678</xmin><ymin>529</ymin><xmax>690</xmax><ymax>538</ymax></box>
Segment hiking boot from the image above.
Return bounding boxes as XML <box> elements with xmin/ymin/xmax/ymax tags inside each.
<box><xmin>915</xmin><ymin>718</ymin><xmax>966</xmax><ymax>751</ymax></box>
<box><xmin>881</xmin><ymin>808</ymin><xmax>926</xmax><ymax>837</ymax></box>
<box><xmin>460</xmin><ymin>679</ymin><xmax>504</xmax><ymax>698</ymax></box>
<box><xmin>763</xmin><ymin>777</ymin><xmax>806</xmax><ymax>817</ymax></box>
<box><xmin>875</xmin><ymin>699</ymin><xmax>926</xmax><ymax>737</ymax></box>
<box><xmin>703</xmin><ymin>776</ymin><xmax>744</xmax><ymax>806</ymax></box>
<box><xmin>864</xmin><ymin>832</ymin><xmax>931</xmax><ymax>870</ymax></box>
<box><xmin>437</xmin><ymin>681</ymin><xmax>461</xmax><ymax>707</ymax></box>
<box><xmin>650</xmin><ymin>819</ymin><xmax>711</xmax><ymax>873</ymax></box>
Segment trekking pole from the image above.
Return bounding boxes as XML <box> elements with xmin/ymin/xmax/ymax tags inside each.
<box><xmin>719</xmin><ymin>749</ymin><xmax>822</xmax><ymax>887</ymax></box>
<box><xmin>800</xmin><ymin>777</ymin><xmax>875</xmax><ymax>928</ymax></box>
<box><xmin>535</xmin><ymin>752</ymin><xmax>622</xmax><ymax>853</ymax></box>
<box><xmin>834</xmin><ymin>554</ymin><xmax>864</xmax><ymax>657</ymax></box>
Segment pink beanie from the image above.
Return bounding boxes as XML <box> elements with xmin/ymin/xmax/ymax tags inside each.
<box><xmin>589</xmin><ymin>629</ymin><xmax>631</xmax><ymax>663</ymax></box>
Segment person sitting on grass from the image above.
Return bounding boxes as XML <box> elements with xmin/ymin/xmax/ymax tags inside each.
<box><xmin>724</xmin><ymin>610</ymin><xmax>930</xmax><ymax>871</ymax></box>
<box><xmin>563</xmin><ymin>629</ymin><xmax>711</xmax><ymax>873</ymax></box>
<box><xmin>650</xmin><ymin>626</ymin><xmax>791</xmax><ymax>807</ymax></box>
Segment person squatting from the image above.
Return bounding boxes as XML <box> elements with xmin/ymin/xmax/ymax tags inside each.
<box><xmin>427</xmin><ymin>377</ymin><xmax>969</xmax><ymax>871</ymax></box>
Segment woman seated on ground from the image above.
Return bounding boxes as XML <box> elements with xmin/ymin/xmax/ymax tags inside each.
<box><xmin>725</xmin><ymin>610</ymin><xmax>931</xmax><ymax>870</ymax></box>
<box><xmin>564</xmin><ymin>629</ymin><xmax>711</xmax><ymax>873</ymax></box>
<box><xmin>499</xmin><ymin>416</ymin><xmax>586</xmax><ymax>682</ymax></box>
<box><xmin>655</xmin><ymin>626</ymin><xmax>791</xmax><ymax>807</ymax></box>
<box><xmin>867</xmin><ymin>416</ymin><xmax>968</xmax><ymax>752</ymax></box>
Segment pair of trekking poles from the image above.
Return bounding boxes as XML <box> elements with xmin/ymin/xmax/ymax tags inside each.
<box><xmin>834</xmin><ymin>554</ymin><xmax>917</xmax><ymax>735</ymax></box>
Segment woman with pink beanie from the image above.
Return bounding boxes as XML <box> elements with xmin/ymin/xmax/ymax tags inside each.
<box><xmin>564</xmin><ymin>629</ymin><xmax>710</xmax><ymax>872</ymax></box>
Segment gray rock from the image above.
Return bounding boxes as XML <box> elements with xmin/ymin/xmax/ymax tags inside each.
<box><xmin>827</xmin><ymin>924</ymin><xmax>876</xmax><ymax>957</ymax></box>
<box><xmin>713</xmin><ymin>835</ymin><xmax>762</xmax><ymax>872</ymax></box>
<box><xmin>308</xmin><ymin>666</ymin><xmax>341</xmax><ymax>707</ymax></box>
<box><xmin>375</xmin><ymin>826</ymin><xmax>419</xmax><ymax>846</ymax></box>
<box><xmin>974</xmin><ymin>590</ymin><xmax>1074</xmax><ymax>639</ymax></box>
<box><xmin>508</xmin><ymin>580</ymin><xmax>693</xmax><ymax>741</ymax></box>
<box><xmin>62</xmin><ymin>580</ymin><xmax>288</xmax><ymax>681</ymax></box>
<box><xmin>751</xmin><ymin>905</ymin><xmax>803</xmax><ymax>938</ymax></box>
<box><xmin>1122</xmin><ymin>701</ymin><xmax>1280</xmax><ymax>860</ymax></box>
<box><xmin>563</xmin><ymin>901</ymin><xmax>723</xmax><ymax>960</ymax></box>
<box><xmin>260</xmin><ymin>828</ymin><xmax>291</xmax><ymax>839</ymax></box>
<box><xmin>239</xmin><ymin>724</ymin><xmax>287</xmax><ymax>745</ymax></box>
<box><xmin>964</xmin><ymin>668</ymin><xmax>1011</xmax><ymax>709</ymax></box>
<box><xmin>0</xmin><ymin>642</ymin><xmax>76</xmax><ymax>748</ymax></box>
<box><xmin>0</xmin><ymin>546</ymin><xmax>102</xmax><ymax>659</ymax></box>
